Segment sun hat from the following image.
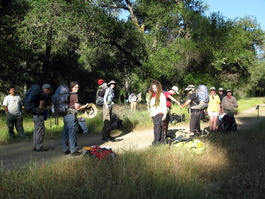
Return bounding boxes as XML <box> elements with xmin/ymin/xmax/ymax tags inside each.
<box><xmin>184</xmin><ymin>85</ymin><xmax>195</xmax><ymax>91</ymax></box>
<box><xmin>210</xmin><ymin>87</ymin><xmax>216</xmax><ymax>91</ymax></box>
<box><xmin>42</xmin><ymin>84</ymin><xmax>51</xmax><ymax>89</ymax></box>
<box><xmin>84</xmin><ymin>103</ymin><xmax>98</xmax><ymax>119</ymax></box>
<box><xmin>108</xmin><ymin>80</ymin><xmax>117</xmax><ymax>85</ymax></box>
<box><xmin>171</xmin><ymin>86</ymin><xmax>179</xmax><ymax>94</ymax></box>
<box><xmin>226</xmin><ymin>89</ymin><xmax>232</xmax><ymax>92</ymax></box>
<box><xmin>97</xmin><ymin>79</ymin><xmax>105</xmax><ymax>85</ymax></box>
<box><xmin>218</xmin><ymin>88</ymin><xmax>224</xmax><ymax>91</ymax></box>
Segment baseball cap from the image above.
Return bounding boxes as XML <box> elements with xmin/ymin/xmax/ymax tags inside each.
<box><xmin>42</xmin><ymin>84</ymin><xmax>51</xmax><ymax>89</ymax></box>
<box><xmin>171</xmin><ymin>86</ymin><xmax>179</xmax><ymax>94</ymax></box>
<box><xmin>185</xmin><ymin>85</ymin><xmax>195</xmax><ymax>91</ymax></box>
<box><xmin>226</xmin><ymin>89</ymin><xmax>232</xmax><ymax>92</ymax></box>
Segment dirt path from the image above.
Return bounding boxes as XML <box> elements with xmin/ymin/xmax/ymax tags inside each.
<box><xmin>1</xmin><ymin>105</ymin><xmax>265</xmax><ymax>171</ymax></box>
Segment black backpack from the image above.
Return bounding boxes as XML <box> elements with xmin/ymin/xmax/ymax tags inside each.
<box><xmin>24</xmin><ymin>84</ymin><xmax>42</xmax><ymax>114</ymax></box>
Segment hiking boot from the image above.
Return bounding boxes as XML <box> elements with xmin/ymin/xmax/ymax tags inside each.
<box><xmin>70</xmin><ymin>151</ymin><xmax>81</xmax><ymax>156</ymax></box>
<box><xmin>64</xmin><ymin>149</ymin><xmax>71</xmax><ymax>155</ymax></box>
<box><xmin>36</xmin><ymin>147</ymin><xmax>48</xmax><ymax>152</ymax></box>
<box><xmin>33</xmin><ymin>147</ymin><xmax>36</xmax><ymax>151</ymax></box>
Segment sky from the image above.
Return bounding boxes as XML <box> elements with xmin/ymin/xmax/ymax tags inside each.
<box><xmin>205</xmin><ymin>0</ymin><xmax>265</xmax><ymax>30</ymax></box>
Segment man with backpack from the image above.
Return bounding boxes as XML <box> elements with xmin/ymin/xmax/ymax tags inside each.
<box><xmin>3</xmin><ymin>87</ymin><xmax>27</xmax><ymax>139</ymax></box>
<box><xmin>32</xmin><ymin>84</ymin><xmax>52</xmax><ymax>152</ymax></box>
<box><xmin>180</xmin><ymin>85</ymin><xmax>202</xmax><ymax>136</ymax></box>
<box><xmin>221</xmin><ymin>89</ymin><xmax>238</xmax><ymax>117</ymax></box>
<box><xmin>102</xmin><ymin>80</ymin><xmax>117</xmax><ymax>141</ymax></box>
<box><xmin>95</xmin><ymin>79</ymin><xmax>108</xmax><ymax>106</ymax></box>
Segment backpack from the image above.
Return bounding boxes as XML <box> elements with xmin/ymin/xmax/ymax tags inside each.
<box><xmin>129</xmin><ymin>94</ymin><xmax>138</xmax><ymax>102</ymax></box>
<box><xmin>190</xmin><ymin>85</ymin><xmax>209</xmax><ymax>110</ymax></box>
<box><xmin>52</xmin><ymin>85</ymin><xmax>70</xmax><ymax>115</ymax></box>
<box><xmin>96</xmin><ymin>84</ymin><xmax>108</xmax><ymax>106</ymax></box>
<box><xmin>24</xmin><ymin>84</ymin><xmax>42</xmax><ymax>114</ymax></box>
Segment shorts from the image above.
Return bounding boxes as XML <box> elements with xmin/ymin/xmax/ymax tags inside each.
<box><xmin>208</xmin><ymin>111</ymin><xmax>219</xmax><ymax>117</ymax></box>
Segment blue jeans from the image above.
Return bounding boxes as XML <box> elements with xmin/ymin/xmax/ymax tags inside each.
<box><xmin>62</xmin><ymin>114</ymin><xmax>78</xmax><ymax>153</ymax></box>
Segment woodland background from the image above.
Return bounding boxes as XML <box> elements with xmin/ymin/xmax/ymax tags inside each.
<box><xmin>1</xmin><ymin>0</ymin><xmax>265</xmax><ymax>103</ymax></box>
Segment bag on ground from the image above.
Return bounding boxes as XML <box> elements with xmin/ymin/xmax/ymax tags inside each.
<box><xmin>24</xmin><ymin>84</ymin><xmax>42</xmax><ymax>114</ymax></box>
<box><xmin>174</xmin><ymin>139</ymin><xmax>206</xmax><ymax>154</ymax></box>
<box><xmin>52</xmin><ymin>85</ymin><xmax>70</xmax><ymax>115</ymax></box>
<box><xmin>191</xmin><ymin>85</ymin><xmax>209</xmax><ymax>110</ymax></box>
<box><xmin>82</xmin><ymin>145</ymin><xmax>116</xmax><ymax>159</ymax></box>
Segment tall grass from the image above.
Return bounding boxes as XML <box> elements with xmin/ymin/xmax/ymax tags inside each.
<box><xmin>1</xmin><ymin>120</ymin><xmax>265</xmax><ymax>198</ymax></box>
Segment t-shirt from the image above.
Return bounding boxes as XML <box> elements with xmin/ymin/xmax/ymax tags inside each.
<box><xmin>188</xmin><ymin>92</ymin><xmax>200</xmax><ymax>108</ymax></box>
<box><xmin>68</xmin><ymin>93</ymin><xmax>79</xmax><ymax>110</ymax></box>
<box><xmin>37</xmin><ymin>92</ymin><xmax>49</xmax><ymax>108</ymax></box>
<box><xmin>3</xmin><ymin>95</ymin><xmax>22</xmax><ymax>115</ymax></box>
<box><xmin>207</xmin><ymin>94</ymin><xmax>220</xmax><ymax>112</ymax></box>
<box><xmin>163</xmin><ymin>91</ymin><xmax>171</xmax><ymax>107</ymax></box>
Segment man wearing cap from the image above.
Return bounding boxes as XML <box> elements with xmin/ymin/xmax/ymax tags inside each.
<box><xmin>162</xmin><ymin>86</ymin><xmax>181</xmax><ymax>136</ymax></box>
<box><xmin>102</xmin><ymin>80</ymin><xmax>117</xmax><ymax>141</ymax></box>
<box><xmin>32</xmin><ymin>84</ymin><xmax>52</xmax><ymax>152</ymax></box>
<box><xmin>218</xmin><ymin>88</ymin><xmax>226</xmax><ymax>103</ymax></box>
<box><xmin>181</xmin><ymin>85</ymin><xmax>201</xmax><ymax>136</ymax></box>
<box><xmin>208</xmin><ymin>87</ymin><xmax>221</xmax><ymax>132</ymax></box>
<box><xmin>221</xmin><ymin>89</ymin><xmax>238</xmax><ymax>117</ymax></box>
<box><xmin>3</xmin><ymin>87</ymin><xmax>27</xmax><ymax>139</ymax></box>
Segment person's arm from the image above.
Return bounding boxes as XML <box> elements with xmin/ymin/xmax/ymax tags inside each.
<box><xmin>168</xmin><ymin>95</ymin><xmax>180</xmax><ymax>106</ymax></box>
<box><xmin>180</xmin><ymin>99</ymin><xmax>191</xmax><ymax>109</ymax></box>
<box><xmin>39</xmin><ymin>100</ymin><xmax>51</xmax><ymax>112</ymax></box>
<box><xmin>3</xmin><ymin>106</ymin><xmax>8</xmax><ymax>114</ymax></box>
<box><xmin>103</xmin><ymin>88</ymin><xmax>110</xmax><ymax>107</ymax></box>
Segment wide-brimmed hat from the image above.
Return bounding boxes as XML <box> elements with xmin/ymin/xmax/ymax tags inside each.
<box><xmin>218</xmin><ymin>88</ymin><xmax>224</xmax><ymax>91</ymax></box>
<box><xmin>210</xmin><ymin>87</ymin><xmax>216</xmax><ymax>91</ymax></box>
<box><xmin>42</xmin><ymin>84</ymin><xmax>51</xmax><ymax>89</ymax></box>
<box><xmin>185</xmin><ymin>85</ymin><xmax>195</xmax><ymax>91</ymax></box>
<box><xmin>84</xmin><ymin>103</ymin><xmax>98</xmax><ymax>119</ymax></box>
<box><xmin>171</xmin><ymin>86</ymin><xmax>179</xmax><ymax>94</ymax></box>
<box><xmin>108</xmin><ymin>80</ymin><xmax>117</xmax><ymax>85</ymax></box>
<box><xmin>226</xmin><ymin>89</ymin><xmax>232</xmax><ymax>93</ymax></box>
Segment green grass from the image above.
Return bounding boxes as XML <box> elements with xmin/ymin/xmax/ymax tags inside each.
<box><xmin>0</xmin><ymin>120</ymin><xmax>265</xmax><ymax>198</ymax></box>
<box><xmin>0</xmin><ymin>98</ymin><xmax>264</xmax><ymax>198</ymax></box>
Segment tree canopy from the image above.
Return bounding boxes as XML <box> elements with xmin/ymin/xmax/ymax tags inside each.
<box><xmin>0</xmin><ymin>0</ymin><xmax>264</xmax><ymax>99</ymax></box>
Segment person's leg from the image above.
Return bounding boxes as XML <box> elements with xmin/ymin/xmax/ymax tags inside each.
<box><xmin>102</xmin><ymin>106</ymin><xmax>111</xmax><ymax>140</ymax></box>
<box><xmin>14</xmin><ymin>114</ymin><xmax>26</xmax><ymax>138</ymax></box>
<box><xmin>6</xmin><ymin>113</ymin><xmax>15</xmax><ymax>138</ymax></box>
<box><xmin>67</xmin><ymin>115</ymin><xmax>78</xmax><ymax>153</ymax></box>
<box><xmin>33</xmin><ymin>115</ymin><xmax>46</xmax><ymax>150</ymax></box>
<box><xmin>62</xmin><ymin>115</ymin><xmax>70</xmax><ymax>153</ymax></box>
<box><xmin>152</xmin><ymin>114</ymin><xmax>163</xmax><ymax>145</ymax></box>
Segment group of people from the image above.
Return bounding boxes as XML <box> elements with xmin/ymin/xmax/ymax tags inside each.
<box><xmin>147</xmin><ymin>82</ymin><xmax>238</xmax><ymax>145</ymax></box>
<box><xmin>2</xmin><ymin>80</ymin><xmax>238</xmax><ymax>154</ymax></box>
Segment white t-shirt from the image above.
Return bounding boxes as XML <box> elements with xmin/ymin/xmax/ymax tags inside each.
<box><xmin>3</xmin><ymin>95</ymin><xmax>22</xmax><ymax>115</ymax></box>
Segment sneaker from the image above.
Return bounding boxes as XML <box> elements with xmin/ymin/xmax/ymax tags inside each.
<box><xmin>64</xmin><ymin>149</ymin><xmax>71</xmax><ymax>155</ymax></box>
<box><xmin>36</xmin><ymin>147</ymin><xmax>48</xmax><ymax>152</ymax></box>
<box><xmin>70</xmin><ymin>151</ymin><xmax>81</xmax><ymax>156</ymax></box>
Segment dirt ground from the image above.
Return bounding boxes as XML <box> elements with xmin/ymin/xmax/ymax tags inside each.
<box><xmin>0</xmin><ymin>105</ymin><xmax>264</xmax><ymax>171</ymax></box>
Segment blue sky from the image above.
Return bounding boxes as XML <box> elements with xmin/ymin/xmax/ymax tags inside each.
<box><xmin>205</xmin><ymin>0</ymin><xmax>265</xmax><ymax>30</ymax></box>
